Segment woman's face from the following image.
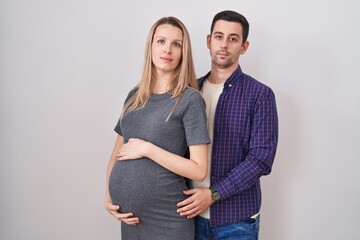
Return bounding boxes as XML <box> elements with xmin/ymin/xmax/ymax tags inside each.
<box><xmin>151</xmin><ymin>24</ymin><xmax>183</xmax><ymax>76</ymax></box>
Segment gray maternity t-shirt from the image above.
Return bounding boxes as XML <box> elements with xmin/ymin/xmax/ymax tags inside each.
<box><xmin>109</xmin><ymin>87</ymin><xmax>210</xmax><ymax>240</ymax></box>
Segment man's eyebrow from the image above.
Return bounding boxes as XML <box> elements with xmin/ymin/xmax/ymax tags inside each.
<box><xmin>213</xmin><ymin>31</ymin><xmax>224</xmax><ymax>35</ymax></box>
<box><xmin>229</xmin><ymin>33</ymin><xmax>241</xmax><ymax>38</ymax></box>
<box><xmin>212</xmin><ymin>32</ymin><xmax>241</xmax><ymax>38</ymax></box>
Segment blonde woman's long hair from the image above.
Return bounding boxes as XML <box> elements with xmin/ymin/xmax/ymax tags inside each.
<box><xmin>123</xmin><ymin>16</ymin><xmax>198</xmax><ymax>116</ymax></box>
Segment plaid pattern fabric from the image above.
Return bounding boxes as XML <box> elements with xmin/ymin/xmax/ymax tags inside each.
<box><xmin>199</xmin><ymin>65</ymin><xmax>278</xmax><ymax>227</ymax></box>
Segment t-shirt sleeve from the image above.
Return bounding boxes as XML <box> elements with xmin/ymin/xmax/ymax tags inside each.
<box><xmin>114</xmin><ymin>118</ymin><xmax>122</xmax><ymax>136</ymax></box>
<box><xmin>114</xmin><ymin>88</ymin><xmax>137</xmax><ymax>136</ymax></box>
<box><xmin>182</xmin><ymin>91</ymin><xmax>211</xmax><ymax>146</ymax></box>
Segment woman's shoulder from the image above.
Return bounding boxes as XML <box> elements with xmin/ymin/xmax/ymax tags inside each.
<box><xmin>178</xmin><ymin>87</ymin><xmax>205</xmax><ymax>107</ymax></box>
<box><xmin>183</xmin><ymin>87</ymin><xmax>202</xmax><ymax>99</ymax></box>
<box><xmin>124</xmin><ymin>86</ymin><xmax>139</xmax><ymax>102</ymax></box>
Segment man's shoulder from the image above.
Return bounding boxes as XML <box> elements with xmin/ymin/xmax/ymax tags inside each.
<box><xmin>197</xmin><ymin>72</ymin><xmax>211</xmax><ymax>86</ymax></box>
<box><xmin>242</xmin><ymin>73</ymin><xmax>274</xmax><ymax>94</ymax></box>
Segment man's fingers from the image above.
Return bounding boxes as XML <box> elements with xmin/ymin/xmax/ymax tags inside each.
<box><xmin>178</xmin><ymin>205</ymin><xmax>199</xmax><ymax>216</ymax></box>
<box><xmin>177</xmin><ymin>197</ymin><xmax>193</xmax><ymax>207</ymax></box>
<box><xmin>177</xmin><ymin>191</ymin><xmax>198</xmax><ymax>207</ymax></box>
<box><xmin>178</xmin><ymin>203</ymin><xmax>202</xmax><ymax>218</ymax></box>
<box><xmin>177</xmin><ymin>200</ymin><xmax>197</xmax><ymax>213</ymax></box>
<box><xmin>186</xmin><ymin>211</ymin><xmax>201</xmax><ymax>219</ymax></box>
<box><xmin>182</xmin><ymin>189</ymin><xmax>197</xmax><ymax>195</ymax></box>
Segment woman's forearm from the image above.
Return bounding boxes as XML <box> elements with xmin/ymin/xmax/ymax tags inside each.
<box><xmin>145</xmin><ymin>143</ymin><xmax>208</xmax><ymax>182</ymax></box>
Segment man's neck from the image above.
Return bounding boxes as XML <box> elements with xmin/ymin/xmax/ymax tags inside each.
<box><xmin>208</xmin><ymin>64</ymin><xmax>238</xmax><ymax>84</ymax></box>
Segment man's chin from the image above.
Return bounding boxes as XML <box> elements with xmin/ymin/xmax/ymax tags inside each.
<box><xmin>214</xmin><ymin>61</ymin><xmax>232</xmax><ymax>69</ymax></box>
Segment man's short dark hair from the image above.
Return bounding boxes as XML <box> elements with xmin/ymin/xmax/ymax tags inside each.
<box><xmin>210</xmin><ymin>10</ymin><xmax>250</xmax><ymax>43</ymax></box>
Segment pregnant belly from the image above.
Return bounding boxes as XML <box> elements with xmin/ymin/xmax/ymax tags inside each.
<box><xmin>108</xmin><ymin>159</ymin><xmax>188</xmax><ymax>216</ymax></box>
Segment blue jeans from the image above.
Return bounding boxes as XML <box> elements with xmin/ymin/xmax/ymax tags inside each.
<box><xmin>194</xmin><ymin>215</ymin><xmax>260</xmax><ymax>240</ymax></box>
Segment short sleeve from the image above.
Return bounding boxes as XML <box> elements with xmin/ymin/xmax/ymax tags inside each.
<box><xmin>182</xmin><ymin>91</ymin><xmax>211</xmax><ymax>146</ymax></box>
<box><xmin>114</xmin><ymin>118</ymin><xmax>122</xmax><ymax>135</ymax></box>
<box><xmin>113</xmin><ymin>88</ymin><xmax>138</xmax><ymax>136</ymax></box>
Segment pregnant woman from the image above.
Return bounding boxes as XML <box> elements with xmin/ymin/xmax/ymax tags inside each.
<box><xmin>104</xmin><ymin>16</ymin><xmax>210</xmax><ymax>240</ymax></box>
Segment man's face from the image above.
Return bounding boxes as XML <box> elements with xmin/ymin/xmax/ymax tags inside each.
<box><xmin>207</xmin><ymin>20</ymin><xmax>249</xmax><ymax>69</ymax></box>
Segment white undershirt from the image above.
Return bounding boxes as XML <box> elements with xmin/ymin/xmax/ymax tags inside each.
<box><xmin>190</xmin><ymin>79</ymin><xmax>224</xmax><ymax>219</ymax></box>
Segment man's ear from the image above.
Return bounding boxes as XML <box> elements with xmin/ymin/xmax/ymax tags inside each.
<box><xmin>240</xmin><ymin>40</ymin><xmax>250</xmax><ymax>55</ymax></box>
<box><xmin>206</xmin><ymin>34</ymin><xmax>211</xmax><ymax>49</ymax></box>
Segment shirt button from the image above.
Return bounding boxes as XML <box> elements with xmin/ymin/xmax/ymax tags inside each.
<box><xmin>229</xmin><ymin>84</ymin><xmax>232</xmax><ymax>87</ymax></box>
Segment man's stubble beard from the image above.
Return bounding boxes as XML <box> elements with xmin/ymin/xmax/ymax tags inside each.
<box><xmin>213</xmin><ymin>54</ymin><xmax>233</xmax><ymax>69</ymax></box>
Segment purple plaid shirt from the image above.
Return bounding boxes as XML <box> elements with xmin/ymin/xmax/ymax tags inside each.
<box><xmin>199</xmin><ymin>65</ymin><xmax>278</xmax><ymax>227</ymax></box>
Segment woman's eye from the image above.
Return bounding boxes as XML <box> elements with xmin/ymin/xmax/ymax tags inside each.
<box><xmin>157</xmin><ymin>39</ymin><xmax>165</xmax><ymax>45</ymax></box>
<box><xmin>173</xmin><ymin>43</ymin><xmax>181</xmax><ymax>48</ymax></box>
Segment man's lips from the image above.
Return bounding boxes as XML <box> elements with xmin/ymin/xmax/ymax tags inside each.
<box><xmin>217</xmin><ymin>51</ymin><xmax>229</xmax><ymax>56</ymax></box>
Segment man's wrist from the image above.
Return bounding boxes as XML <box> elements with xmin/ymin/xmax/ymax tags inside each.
<box><xmin>209</xmin><ymin>186</ymin><xmax>221</xmax><ymax>202</ymax></box>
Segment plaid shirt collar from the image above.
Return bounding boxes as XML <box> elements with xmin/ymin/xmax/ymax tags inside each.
<box><xmin>198</xmin><ymin>65</ymin><xmax>243</xmax><ymax>90</ymax></box>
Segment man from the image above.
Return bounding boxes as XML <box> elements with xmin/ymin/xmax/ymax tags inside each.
<box><xmin>177</xmin><ymin>10</ymin><xmax>279</xmax><ymax>239</ymax></box>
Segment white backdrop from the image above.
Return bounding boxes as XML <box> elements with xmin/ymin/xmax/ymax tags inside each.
<box><xmin>1</xmin><ymin>0</ymin><xmax>359</xmax><ymax>239</ymax></box>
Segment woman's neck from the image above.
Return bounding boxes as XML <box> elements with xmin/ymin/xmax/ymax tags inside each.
<box><xmin>153</xmin><ymin>75</ymin><xmax>172</xmax><ymax>94</ymax></box>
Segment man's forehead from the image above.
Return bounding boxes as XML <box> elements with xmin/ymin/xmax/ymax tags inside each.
<box><xmin>213</xmin><ymin>20</ymin><xmax>243</xmax><ymax>32</ymax></box>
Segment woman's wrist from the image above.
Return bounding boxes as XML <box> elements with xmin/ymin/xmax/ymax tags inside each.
<box><xmin>143</xmin><ymin>141</ymin><xmax>155</xmax><ymax>158</ymax></box>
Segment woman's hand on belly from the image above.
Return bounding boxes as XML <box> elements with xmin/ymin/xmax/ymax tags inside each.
<box><xmin>105</xmin><ymin>194</ymin><xmax>140</xmax><ymax>225</ymax></box>
<box><xmin>117</xmin><ymin>138</ymin><xmax>151</xmax><ymax>161</ymax></box>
